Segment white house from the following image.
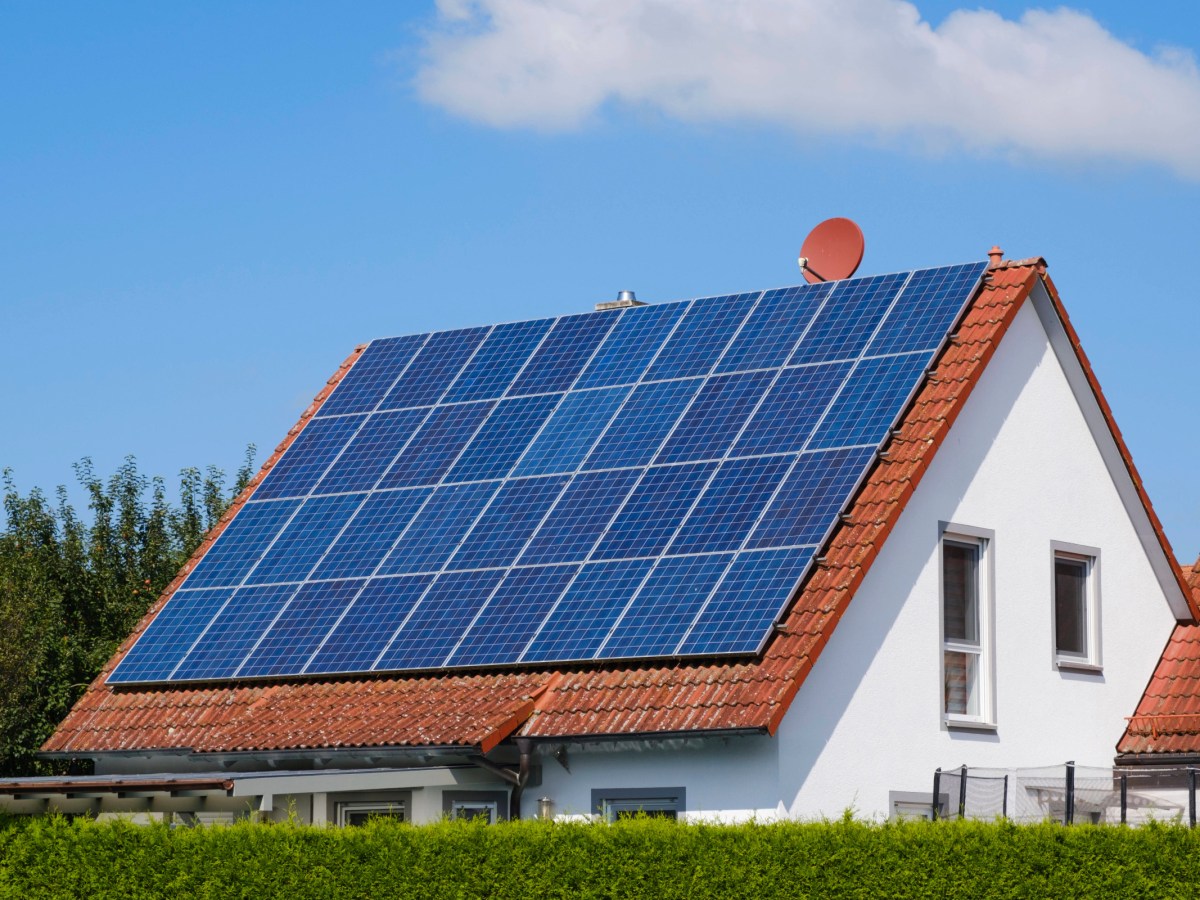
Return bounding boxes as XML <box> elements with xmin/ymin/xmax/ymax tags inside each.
<box><xmin>4</xmin><ymin>252</ymin><xmax>1192</xmax><ymax>825</ymax></box>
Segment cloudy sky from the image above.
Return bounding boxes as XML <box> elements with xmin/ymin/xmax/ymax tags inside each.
<box><xmin>3</xmin><ymin>1</ymin><xmax>1199</xmax><ymax>555</ymax></box>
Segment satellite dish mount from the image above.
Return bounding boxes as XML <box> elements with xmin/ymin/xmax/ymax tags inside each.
<box><xmin>798</xmin><ymin>217</ymin><xmax>865</xmax><ymax>284</ymax></box>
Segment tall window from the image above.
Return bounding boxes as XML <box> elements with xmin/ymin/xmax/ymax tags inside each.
<box><xmin>1052</xmin><ymin>543</ymin><xmax>1100</xmax><ymax>669</ymax></box>
<box><xmin>941</xmin><ymin>526</ymin><xmax>993</xmax><ymax>726</ymax></box>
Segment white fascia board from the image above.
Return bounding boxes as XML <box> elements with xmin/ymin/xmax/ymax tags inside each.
<box><xmin>228</xmin><ymin>766</ymin><xmax>500</xmax><ymax>798</ymax></box>
<box><xmin>1028</xmin><ymin>280</ymin><xmax>1190</xmax><ymax>619</ymax></box>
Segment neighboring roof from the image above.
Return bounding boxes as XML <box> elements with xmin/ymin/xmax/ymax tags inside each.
<box><xmin>1119</xmin><ymin>559</ymin><xmax>1200</xmax><ymax>757</ymax></box>
<box><xmin>44</xmin><ymin>258</ymin><xmax>1194</xmax><ymax>757</ymax></box>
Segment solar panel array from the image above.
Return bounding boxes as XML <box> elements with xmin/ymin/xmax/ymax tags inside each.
<box><xmin>110</xmin><ymin>262</ymin><xmax>987</xmax><ymax>684</ymax></box>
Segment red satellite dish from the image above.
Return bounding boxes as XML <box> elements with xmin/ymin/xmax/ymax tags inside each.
<box><xmin>798</xmin><ymin>217</ymin><xmax>865</xmax><ymax>284</ymax></box>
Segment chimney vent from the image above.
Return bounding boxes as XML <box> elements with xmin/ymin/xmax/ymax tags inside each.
<box><xmin>595</xmin><ymin>290</ymin><xmax>647</xmax><ymax>311</ymax></box>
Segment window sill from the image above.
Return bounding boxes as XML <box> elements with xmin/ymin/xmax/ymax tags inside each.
<box><xmin>944</xmin><ymin>717</ymin><xmax>997</xmax><ymax>733</ymax></box>
<box><xmin>1056</xmin><ymin>658</ymin><xmax>1103</xmax><ymax>674</ymax></box>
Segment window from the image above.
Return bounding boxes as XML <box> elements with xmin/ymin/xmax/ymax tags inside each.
<box><xmin>591</xmin><ymin>787</ymin><xmax>685</xmax><ymax>822</ymax></box>
<box><xmin>1052</xmin><ymin>542</ymin><xmax>1101</xmax><ymax>669</ymax></box>
<box><xmin>451</xmin><ymin>800</ymin><xmax>498</xmax><ymax>823</ymax></box>
<box><xmin>442</xmin><ymin>790</ymin><xmax>508</xmax><ymax>823</ymax></box>
<box><xmin>889</xmin><ymin>791</ymin><xmax>948</xmax><ymax>821</ymax></box>
<box><xmin>337</xmin><ymin>801</ymin><xmax>406</xmax><ymax>826</ymax></box>
<box><xmin>940</xmin><ymin>524</ymin><xmax>994</xmax><ymax>727</ymax></box>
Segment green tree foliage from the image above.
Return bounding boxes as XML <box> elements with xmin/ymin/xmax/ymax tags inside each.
<box><xmin>0</xmin><ymin>450</ymin><xmax>255</xmax><ymax>776</ymax></box>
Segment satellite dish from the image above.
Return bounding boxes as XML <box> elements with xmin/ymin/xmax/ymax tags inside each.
<box><xmin>798</xmin><ymin>217</ymin><xmax>865</xmax><ymax>284</ymax></box>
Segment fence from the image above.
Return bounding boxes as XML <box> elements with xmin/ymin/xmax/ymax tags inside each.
<box><xmin>931</xmin><ymin>762</ymin><xmax>1197</xmax><ymax>825</ymax></box>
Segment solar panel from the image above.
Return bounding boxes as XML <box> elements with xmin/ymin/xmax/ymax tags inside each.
<box><xmin>110</xmin><ymin>261</ymin><xmax>988</xmax><ymax>684</ymax></box>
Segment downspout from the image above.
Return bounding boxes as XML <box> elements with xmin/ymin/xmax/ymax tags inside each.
<box><xmin>468</xmin><ymin>740</ymin><xmax>533</xmax><ymax>820</ymax></box>
<box><xmin>510</xmin><ymin>739</ymin><xmax>532</xmax><ymax>820</ymax></box>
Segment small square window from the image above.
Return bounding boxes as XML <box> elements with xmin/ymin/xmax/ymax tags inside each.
<box><xmin>442</xmin><ymin>790</ymin><xmax>508</xmax><ymax>823</ymax></box>
<box><xmin>1052</xmin><ymin>544</ymin><xmax>1101</xmax><ymax>670</ymax></box>
<box><xmin>451</xmin><ymin>801</ymin><xmax>497</xmax><ymax>823</ymax></box>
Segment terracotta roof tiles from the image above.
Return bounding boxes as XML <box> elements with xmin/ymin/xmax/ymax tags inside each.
<box><xmin>1119</xmin><ymin>561</ymin><xmax>1200</xmax><ymax>756</ymax></box>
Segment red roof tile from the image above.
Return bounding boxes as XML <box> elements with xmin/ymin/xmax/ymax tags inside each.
<box><xmin>1118</xmin><ymin>560</ymin><xmax>1200</xmax><ymax>755</ymax></box>
<box><xmin>44</xmin><ymin>260</ymin><xmax>1192</xmax><ymax>757</ymax></box>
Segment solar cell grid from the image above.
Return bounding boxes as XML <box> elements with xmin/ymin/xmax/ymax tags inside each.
<box><xmin>243</xmin><ymin>493</ymin><xmax>365</xmax><ymax>586</ymax></box>
<box><xmin>593</xmin><ymin>462</ymin><xmax>715</xmax><ymax>561</ymax></box>
<box><xmin>171</xmin><ymin>583</ymin><xmax>297</xmax><ymax>681</ymax></box>
<box><xmin>379</xmin><ymin>326</ymin><xmax>488</xmax><ymax>411</ymax></box>
<box><xmin>519</xmin><ymin>558</ymin><xmax>654</xmax><ymax>663</ymax></box>
<box><xmin>716</xmin><ymin>282</ymin><xmax>830</xmax><ymax>374</ymax></box>
<box><xmin>447</xmin><ymin>565</ymin><xmax>580</xmax><ymax>667</ymax></box>
<box><xmin>655</xmin><ymin>370</ymin><xmax>774</xmax><ymax>464</ymax></box>
<box><xmin>377</xmin><ymin>480</ymin><xmax>501</xmax><ymax>576</ymax></box>
<box><xmin>513</xmin><ymin>386</ymin><xmax>629</xmax><ymax>477</ymax></box>
<box><xmin>507</xmin><ymin>310</ymin><xmax>619</xmax><ymax>396</ymax></box>
<box><xmin>678</xmin><ymin>547</ymin><xmax>815</xmax><ymax>655</ymax></box>
<box><xmin>443</xmin><ymin>318</ymin><xmax>553</xmax><ymax>403</ymax></box>
<box><xmin>644</xmin><ymin>292</ymin><xmax>759</xmax><ymax>381</ymax></box>
<box><xmin>449</xmin><ymin>475</ymin><xmax>569</xmax><ymax>571</ymax></box>
<box><xmin>583</xmin><ymin>377</ymin><xmax>702</xmax><ymax>472</ymax></box>
<box><xmin>183</xmin><ymin>499</ymin><xmax>301</xmax><ymax>589</ymax></box>
<box><xmin>375</xmin><ymin>569</ymin><xmax>504</xmax><ymax>671</ymax></box>
<box><xmin>312</xmin><ymin>488</ymin><xmax>431</xmax><ymax>580</ymax></box>
<box><xmin>312</xmin><ymin>407</ymin><xmax>426</xmax><ymax>496</ymax></box>
<box><xmin>788</xmin><ymin>272</ymin><xmax>908</xmax><ymax>366</ymax></box>
<box><xmin>518</xmin><ymin>469</ymin><xmax>641</xmax><ymax>566</ymax></box>
<box><xmin>253</xmin><ymin>415</ymin><xmax>364</xmax><ymax>500</ymax></box>
<box><xmin>305</xmin><ymin>575</ymin><xmax>434</xmax><ymax>674</ymax></box>
<box><xmin>110</xmin><ymin>261</ymin><xmax>988</xmax><ymax>684</ymax></box>
<box><xmin>575</xmin><ymin>301</ymin><xmax>687</xmax><ymax>389</ymax></box>
<box><xmin>238</xmin><ymin>580</ymin><xmax>363</xmax><ymax>678</ymax></box>
<box><xmin>598</xmin><ymin>553</ymin><xmax>732</xmax><ymax>659</ymax></box>
<box><xmin>446</xmin><ymin>394</ymin><xmax>560</xmax><ymax>483</ymax></box>
<box><xmin>379</xmin><ymin>401</ymin><xmax>493</xmax><ymax>489</ymax></box>
<box><xmin>314</xmin><ymin>333</ymin><xmax>427</xmax><ymax>418</ymax></box>
<box><xmin>107</xmin><ymin>588</ymin><xmax>234</xmax><ymax>683</ymax></box>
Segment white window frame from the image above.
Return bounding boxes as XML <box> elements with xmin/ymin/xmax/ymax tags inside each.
<box><xmin>1050</xmin><ymin>541</ymin><xmax>1102</xmax><ymax>672</ymax></box>
<box><xmin>336</xmin><ymin>800</ymin><xmax>407</xmax><ymax>826</ymax></box>
<box><xmin>939</xmin><ymin>522</ymin><xmax>996</xmax><ymax>730</ymax></box>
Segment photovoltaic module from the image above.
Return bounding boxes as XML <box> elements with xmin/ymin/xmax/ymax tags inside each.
<box><xmin>109</xmin><ymin>261</ymin><xmax>987</xmax><ymax>684</ymax></box>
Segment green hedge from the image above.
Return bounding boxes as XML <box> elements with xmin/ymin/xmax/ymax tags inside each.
<box><xmin>2</xmin><ymin>815</ymin><xmax>1199</xmax><ymax>899</ymax></box>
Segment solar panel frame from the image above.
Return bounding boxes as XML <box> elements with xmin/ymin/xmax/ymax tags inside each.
<box><xmin>108</xmin><ymin>261</ymin><xmax>989</xmax><ymax>685</ymax></box>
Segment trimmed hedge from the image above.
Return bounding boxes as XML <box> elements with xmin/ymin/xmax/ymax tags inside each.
<box><xmin>2</xmin><ymin>815</ymin><xmax>1199</xmax><ymax>899</ymax></box>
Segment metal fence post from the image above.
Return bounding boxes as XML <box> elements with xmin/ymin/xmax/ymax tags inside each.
<box><xmin>932</xmin><ymin>768</ymin><xmax>941</xmax><ymax>821</ymax></box>
<box><xmin>1064</xmin><ymin>761</ymin><xmax>1075</xmax><ymax>826</ymax></box>
<box><xmin>1002</xmin><ymin>774</ymin><xmax>1009</xmax><ymax>819</ymax></box>
<box><xmin>1120</xmin><ymin>772</ymin><xmax>1127</xmax><ymax>825</ymax></box>
<box><xmin>1190</xmin><ymin>769</ymin><xmax>1196</xmax><ymax>828</ymax></box>
<box><xmin>958</xmin><ymin>765</ymin><xmax>968</xmax><ymax>820</ymax></box>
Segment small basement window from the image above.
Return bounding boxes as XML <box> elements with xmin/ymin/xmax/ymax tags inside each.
<box><xmin>442</xmin><ymin>790</ymin><xmax>509</xmax><ymax>823</ymax></box>
<box><xmin>337</xmin><ymin>801</ymin><xmax>406</xmax><ymax>826</ymax></box>
<box><xmin>1052</xmin><ymin>542</ymin><xmax>1101</xmax><ymax>670</ymax></box>
<box><xmin>591</xmin><ymin>787</ymin><xmax>686</xmax><ymax>822</ymax></box>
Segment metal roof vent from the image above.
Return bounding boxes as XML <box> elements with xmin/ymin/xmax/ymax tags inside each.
<box><xmin>595</xmin><ymin>290</ymin><xmax>647</xmax><ymax>311</ymax></box>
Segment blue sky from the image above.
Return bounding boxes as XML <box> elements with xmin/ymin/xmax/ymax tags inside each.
<box><xmin>3</xmin><ymin>1</ymin><xmax>1199</xmax><ymax>558</ymax></box>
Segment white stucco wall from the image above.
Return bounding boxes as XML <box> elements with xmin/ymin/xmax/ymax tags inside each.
<box><xmin>529</xmin><ymin>291</ymin><xmax>1180</xmax><ymax>822</ymax></box>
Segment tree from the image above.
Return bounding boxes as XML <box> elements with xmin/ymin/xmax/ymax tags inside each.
<box><xmin>0</xmin><ymin>448</ymin><xmax>256</xmax><ymax>776</ymax></box>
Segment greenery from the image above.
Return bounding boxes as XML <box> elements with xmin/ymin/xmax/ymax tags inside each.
<box><xmin>0</xmin><ymin>451</ymin><xmax>255</xmax><ymax>776</ymax></box>
<box><xmin>1</xmin><ymin>815</ymin><xmax>1199</xmax><ymax>899</ymax></box>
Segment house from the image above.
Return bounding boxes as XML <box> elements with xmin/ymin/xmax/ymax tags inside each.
<box><xmin>3</xmin><ymin>251</ymin><xmax>1193</xmax><ymax>825</ymax></box>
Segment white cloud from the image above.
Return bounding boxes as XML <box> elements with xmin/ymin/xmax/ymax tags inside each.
<box><xmin>414</xmin><ymin>0</ymin><xmax>1200</xmax><ymax>178</ymax></box>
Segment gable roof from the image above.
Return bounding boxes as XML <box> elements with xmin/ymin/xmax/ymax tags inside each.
<box><xmin>1119</xmin><ymin>558</ymin><xmax>1200</xmax><ymax>757</ymax></box>
<box><xmin>43</xmin><ymin>259</ymin><xmax>1196</xmax><ymax>758</ymax></box>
